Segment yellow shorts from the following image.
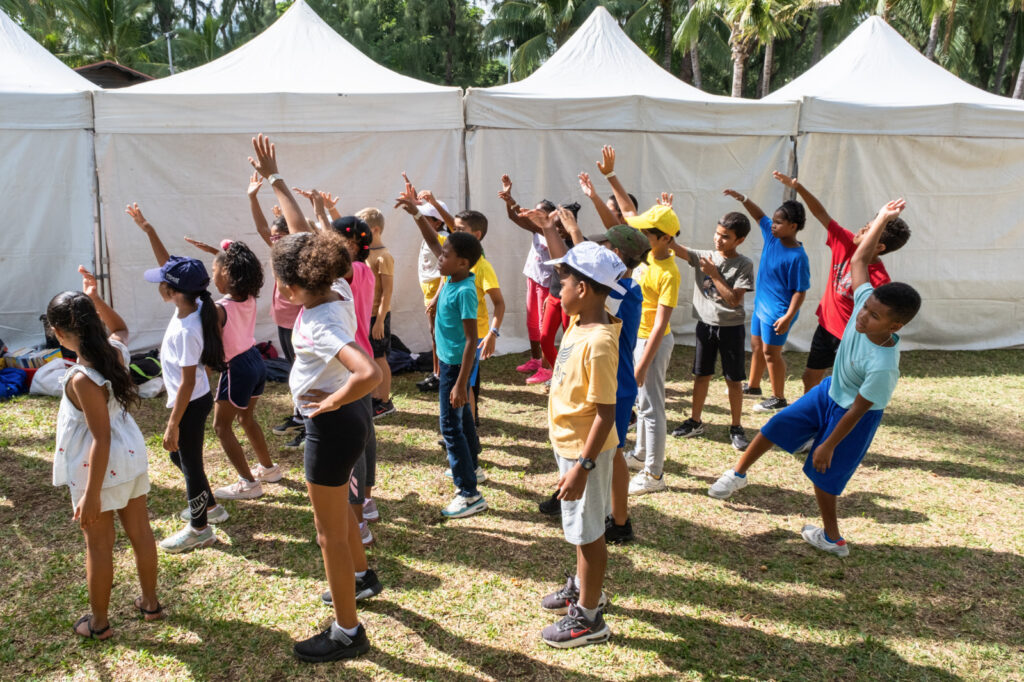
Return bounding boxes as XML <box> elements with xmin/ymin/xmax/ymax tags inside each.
<box><xmin>421</xmin><ymin>279</ymin><xmax>441</xmax><ymax>308</ymax></box>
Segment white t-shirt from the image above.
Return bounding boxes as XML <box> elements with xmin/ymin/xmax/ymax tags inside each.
<box><xmin>418</xmin><ymin>228</ymin><xmax>449</xmax><ymax>283</ymax></box>
<box><xmin>289</xmin><ymin>300</ymin><xmax>357</xmax><ymax>417</ymax></box>
<box><xmin>160</xmin><ymin>307</ymin><xmax>210</xmax><ymax>408</ymax></box>
<box><xmin>523</xmin><ymin>233</ymin><xmax>553</xmax><ymax>288</ymax></box>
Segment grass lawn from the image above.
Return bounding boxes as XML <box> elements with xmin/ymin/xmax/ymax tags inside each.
<box><xmin>1</xmin><ymin>347</ymin><xmax>1022</xmax><ymax>681</ymax></box>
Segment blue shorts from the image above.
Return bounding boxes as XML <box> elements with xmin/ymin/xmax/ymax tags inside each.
<box><xmin>760</xmin><ymin>377</ymin><xmax>884</xmax><ymax>496</ymax></box>
<box><xmin>469</xmin><ymin>346</ymin><xmax>482</xmax><ymax>389</ymax></box>
<box><xmin>216</xmin><ymin>346</ymin><xmax>266</xmax><ymax>409</ymax></box>
<box><xmin>751</xmin><ymin>314</ymin><xmax>796</xmax><ymax>347</ymax></box>
<box><xmin>614</xmin><ymin>392</ymin><xmax>637</xmax><ymax>450</ymax></box>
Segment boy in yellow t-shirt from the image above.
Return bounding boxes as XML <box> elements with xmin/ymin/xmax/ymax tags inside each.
<box><xmin>539</xmin><ymin>241</ymin><xmax>623</xmax><ymax>649</ymax></box>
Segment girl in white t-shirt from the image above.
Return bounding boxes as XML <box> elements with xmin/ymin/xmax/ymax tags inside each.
<box><xmin>48</xmin><ymin>266</ymin><xmax>163</xmax><ymax>641</ymax></box>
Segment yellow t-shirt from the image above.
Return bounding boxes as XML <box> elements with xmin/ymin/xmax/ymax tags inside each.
<box><xmin>369</xmin><ymin>246</ymin><xmax>395</xmax><ymax>313</ymax></box>
<box><xmin>471</xmin><ymin>255</ymin><xmax>500</xmax><ymax>339</ymax></box>
<box><xmin>548</xmin><ymin>315</ymin><xmax>622</xmax><ymax>459</ymax></box>
<box><xmin>637</xmin><ymin>251</ymin><xmax>680</xmax><ymax>339</ymax></box>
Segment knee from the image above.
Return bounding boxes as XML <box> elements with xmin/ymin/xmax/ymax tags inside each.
<box><xmin>213</xmin><ymin>418</ymin><xmax>233</xmax><ymax>438</ymax></box>
<box><xmin>763</xmin><ymin>346</ymin><xmax>782</xmax><ymax>360</ymax></box>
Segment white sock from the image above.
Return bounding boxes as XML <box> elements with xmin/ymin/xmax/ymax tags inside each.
<box><xmin>188</xmin><ymin>525</ymin><xmax>205</xmax><ymax>535</ymax></box>
<box><xmin>577</xmin><ymin>604</ymin><xmax>599</xmax><ymax>621</ymax></box>
<box><xmin>332</xmin><ymin>620</ymin><xmax>360</xmax><ymax>638</ymax></box>
<box><xmin>355</xmin><ymin>570</ymin><xmax>367</xmax><ymax>579</ymax></box>
<box><xmin>572</xmin><ymin>574</ymin><xmax>581</xmax><ymax>590</ymax></box>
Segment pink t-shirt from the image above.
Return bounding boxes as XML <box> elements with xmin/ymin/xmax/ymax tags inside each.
<box><xmin>349</xmin><ymin>261</ymin><xmax>375</xmax><ymax>355</ymax></box>
<box><xmin>272</xmin><ymin>281</ymin><xmax>302</xmax><ymax>329</ymax></box>
<box><xmin>218</xmin><ymin>295</ymin><xmax>257</xmax><ymax>361</ymax></box>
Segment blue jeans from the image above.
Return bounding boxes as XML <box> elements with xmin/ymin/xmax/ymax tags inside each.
<box><xmin>438</xmin><ymin>360</ymin><xmax>481</xmax><ymax>497</ymax></box>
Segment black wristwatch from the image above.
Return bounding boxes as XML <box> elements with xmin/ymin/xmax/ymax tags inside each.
<box><xmin>577</xmin><ymin>456</ymin><xmax>596</xmax><ymax>471</ymax></box>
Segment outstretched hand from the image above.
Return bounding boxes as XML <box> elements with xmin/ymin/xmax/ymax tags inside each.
<box><xmin>126</xmin><ymin>202</ymin><xmax>148</xmax><ymax>228</ymax></box>
<box><xmin>578</xmin><ymin>172</ymin><xmax>595</xmax><ymax>198</ymax></box>
<box><xmin>247</xmin><ymin>171</ymin><xmax>263</xmax><ymax>197</ymax></box>
<box><xmin>772</xmin><ymin>170</ymin><xmax>798</xmax><ymax>188</ymax></box>
<box><xmin>556</xmin><ymin>206</ymin><xmax>579</xmax><ymax>234</ymax></box>
<box><xmin>498</xmin><ymin>174</ymin><xmax>513</xmax><ymax>203</ymax></box>
<box><xmin>184</xmin><ymin>236</ymin><xmax>219</xmax><ymax>255</ymax></box>
<box><xmin>597</xmin><ymin>145</ymin><xmax>615</xmax><ymax>176</ymax></box>
<box><xmin>249</xmin><ymin>134</ymin><xmax>279</xmax><ymax>179</ymax></box>
<box><xmin>320</xmin><ymin>191</ymin><xmax>339</xmax><ymax>210</ymax></box>
<box><xmin>722</xmin><ymin>189</ymin><xmax>745</xmax><ymax>202</ymax></box>
<box><xmin>657</xmin><ymin>192</ymin><xmax>674</xmax><ymax>207</ymax></box>
<box><xmin>79</xmin><ymin>265</ymin><xmax>99</xmax><ymax>298</ymax></box>
<box><xmin>394</xmin><ymin>174</ymin><xmax>421</xmax><ymax>215</ymax></box>
<box><xmin>877</xmin><ymin>198</ymin><xmax>906</xmax><ymax>221</ymax></box>
<box><xmin>518</xmin><ymin>207</ymin><xmax>553</xmax><ymax>230</ymax></box>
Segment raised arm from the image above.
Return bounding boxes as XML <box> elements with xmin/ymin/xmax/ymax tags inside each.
<box><xmin>126</xmin><ymin>203</ymin><xmax>170</xmax><ymax>266</ymax></box>
<box><xmin>596</xmin><ymin>146</ymin><xmax>637</xmax><ymax>217</ymax></box>
<box><xmin>853</xmin><ymin>199</ymin><xmax>905</xmax><ymax>291</ymax></box>
<box><xmin>499</xmin><ymin>174</ymin><xmax>542</xmax><ymax>234</ymax></box>
<box><xmin>418</xmin><ymin>189</ymin><xmax>456</xmax><ymax>231</ymax></box>
<box><xmin>249</xmin><ymin>134</ymin><xmax>308</xmax><ymax>234</ymax></box>
<box><xmin>556</xmin><ymin>206</ymin><xmax>585</xmax><ymax>246</ymax></box>
<box><xmin>79</xmin><ymin>265</ymin><xmax>129</xmax><ymax>346</ymax></box>
<box><xmin>395</xmin><ymin>178</ymin><xmax>442</xmax><ymax>258</ymax></box>
<box><xmin>723</xmin><ymin>189</ymin><xmax>766</xmax><ymax>223</ymax></box>
<box><xmin>773</xmin><ymin>171</ymin><xmax>832</xmax><ymax>228</ymax></box>
<box><xmin>247</xmin><ymin>173</ymin><xmax>273</xmax><ymax>247</ymax></box>
<box><xmin>579</xmin><ymin>172</ymin><xmax>618</xmax><ymax>229</ymax></box>
<box><xmin>519</xmin><ymin>207</ymin><xmax>568</xmax><ymax>259</ymax></box>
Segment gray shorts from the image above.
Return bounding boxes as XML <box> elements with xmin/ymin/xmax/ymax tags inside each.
<box><xmin>555</xmin><ymin>448</ymin><xmax>614</xmax><ymax>546</ymax></box>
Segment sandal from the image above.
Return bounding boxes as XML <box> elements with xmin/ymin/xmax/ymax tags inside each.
<box><xmin>74</xmin><ymin>614</ymin><xmax>112</xmax><ymax>640</ymax></box>
<box><xmin>134</xmin><ymin>597</ymin><xmax>165</xmax><ymax>621</ymax></box>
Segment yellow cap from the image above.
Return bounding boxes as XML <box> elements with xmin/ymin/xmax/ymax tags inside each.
<box><xmin>626</xmin><ymin>204</ymin><xmax>680</xmax><ymax>237</ymax></box>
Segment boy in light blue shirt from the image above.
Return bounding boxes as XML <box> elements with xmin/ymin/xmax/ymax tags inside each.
<box><xmin>708</xmin><ymin>199</ymin><xmax>921</xmax><ymax>558</ymax></box>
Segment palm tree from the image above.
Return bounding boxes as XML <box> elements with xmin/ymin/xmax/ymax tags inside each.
<box><xmin>62</xmin><ymin>0</ymin><xmax>155</xmax><ymax>65</ymax></box>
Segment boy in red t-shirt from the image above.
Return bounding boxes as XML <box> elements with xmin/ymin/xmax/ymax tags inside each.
<box><xmin>772</xmin><ymin>172</ymin><xmax>911</xmax><ymax>392</ymax></box>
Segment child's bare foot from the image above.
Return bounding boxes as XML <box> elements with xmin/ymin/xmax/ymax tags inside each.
<box><xmin>134</xmin><ymin>596</ymin><xmax>165</xmax><ymax>621</ymax></box>
<box><xmin>74</xmin><ymin>614</ymin><xmax>113</xmax><ymax>640</ymax></box>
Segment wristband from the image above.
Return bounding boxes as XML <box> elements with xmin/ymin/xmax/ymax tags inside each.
<box><xmin>740</xmin><ymin>194</ymin><xmax>747</xmax><ymax>203</ymax></box>
<box><xmin>603</xmin><ymin>171</ymin><xmax>616</xmax><ymax>179</ymax></box>
<box><xmin>490</xmin><ymin>327</ymin><xmax>500</xmax><ymax>338</ymax></box>
<box><xmin>414</xmin><ymin>206</ymin><xmax>423</xmax><ymax>218</ymax></box>
<box><xmin>268</xmin><ymin>173</ymin><xmax>284</xmax><ymax>185</ymax></box>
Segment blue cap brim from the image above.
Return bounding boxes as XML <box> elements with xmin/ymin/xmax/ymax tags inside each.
<box><xmin>143</xmin><ymin>267</ymin><xmax>165</xmax><ymax>283</ymax></box>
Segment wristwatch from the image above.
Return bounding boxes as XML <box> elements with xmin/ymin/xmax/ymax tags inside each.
<box><xmin>577</xmin><ymin>456</ymin><xmax>596</xmax><ymax>471</ymax></box>
<box><xmin>267</xmin><ymin>173</ymin><xmax>285</xmax><ymax>185</ymax></box>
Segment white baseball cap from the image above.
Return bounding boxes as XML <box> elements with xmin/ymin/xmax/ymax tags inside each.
<box><xmin>419</xmin><ymin>200</ymin><xmax>449</xmax><ymax>222</ymax></box>
<box><xmin>545</xmin><ymin>241</ymin><xmax>626</xmax><ymax>295</ymax></box>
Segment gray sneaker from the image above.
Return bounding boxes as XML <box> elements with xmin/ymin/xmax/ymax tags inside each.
<box><xmin>671</xmin><ymin>419</ymin><xmax>705</xmax><ymax>438</ymax></box>
<box><xmin>729</xmin><ymin>426</ymin><xmax>750</xmax><ymax>451</ymax></box>
<box><xmin>708</xmin><ymin>470</ymin><xmax>747</xmax><ymax>499</ymax></box>
<box><xmin>159</xmin><ymin>524</ymin><xmax>216</xmax><ymax>553</ymax></box>
<box><xmin>179</xmin><ymin>503</ymin><xmax>230</xmax><ymax>524</ymax></box>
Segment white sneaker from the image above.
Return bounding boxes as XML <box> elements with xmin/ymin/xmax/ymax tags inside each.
<box><xmin>214</xmin><ymin>477</ymin><xmax>264</xmax><ymax>500</ymax></box>
<box><xmin>252</xmin><ymin>463</ymin><xmax>283</xmax><ymax>483</ymax></box>
<box><xmin>179</xmin><ymin>503</ymin><xmax>230</xmax><ymax>524</ymax></box>
<box><xmin>159</xmin><ymin>524</ymin><xmax>216</xmax><ymax>553</ymax></box>
<box><xmin>628</xmin><ymin>470</ymin><xmax>666</xmax><ymax>496</ymax></box>
<box><xmin>801</xmin><ymin>524</ymin><xmax>850</xmax><ymax>557</ymax></box>
<box><xmin>794</xmin><ymin>438</ymin><xmax>814</xmax><ymax>455</ymax></box>
<box><xmin>444</xmin><ymin>466</ymin><xmax>488</xmax><ymax>483</ymax></box>
<box><xmin>360</xmin><ymin>521</ymin><xmax>375</xmax><ymax>546</ymax></box>
<box><xmin>441</xmin><ymin>493</ymin><xmax>487</xmax><ymax>519</ymax></box>
<box><xmin>708</xmin><ymin>470</ymin><xmax>748</xmax><ymax>499</ymax></box>
<box><xmin>623</xmin><ymin>451</ymin><xmax>645</xmax><ymax>471</ymax></box>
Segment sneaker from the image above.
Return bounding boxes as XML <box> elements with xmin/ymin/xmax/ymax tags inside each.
<box><xmin>729</xmin><ymin>426</ymin><xmax>751</xmax><ymax>452</ymax></box>
<box><xmin>321</xmin><ymin>569</ymin><xmax>384</xmax><ymax>605</ymax></box>
<box><xmin>623</xmin><ymin>450</ymin><xmax>645</xmax><ymax>471</ymax></box>
<box><xmin>708</xmin><ymin>470</ymin><xmax>748</xmax><ymax>499</ymax></box>
<box><xmin>373</xmin><ymin>399</ymin><xmax>396</xmax><ymax>420</ymax></box>
<box><xmin>360</xmin><ymin>521</ymin><xmax>374</xmax><ymax>547</ymax></box>
<box><xmin>671</xmin><ymin>418</ymin><xmax>705</xmax><ymax>438</ymax></box>
<box><xmin>443</xmin><ymin>466</ymin><xmax>488</xmax><ymax>483</ymax></box>
<box><xmin>516</xmin><ymin>357</ymin><xmax>542</xmax><ymax>373</ymax></box>
<box><xmin>753</xmin><ymin>396</ymin><xmax>789</xmax><ymax>413</ymax></box>
<box><xmin>541</xmin><ymin>573</ymin><xmax>609</xmax><ymax>615</ymax></box>
<box><xmin>272</xmin><ymin>415</ymin><xmax>303</xmax><ymax>435</ymax></box>
<box><xmin>628</xmin><ymin>470</ymin><xmax>666</xmax><ymax>496</ymax></box>
<box><xmin>604</xmin><ymin>517</ymin><xmax>635</xmax><ymax>545</ymax></box>
<box><xmin>179</xmin><ymin>503</ymin><xmax>230</xmax><ymax>524</ymax></box>
<box><xmin>293</xmin><ymin>623</ymin><xmax>370</xmax><ymax>663</ymax></box>
<box><xmin>525</xmin><ymin>367</ymin><xmax>552</xmax><ymax>385</ymax></box>
<box><xmin>739</xmin><ymin>383</ymin><xmax>762</xmax><ymax>397</ymax></box>
<box><xmin>159</xmin><ymin>524</ymin><xmax>216</xmax><ymax>553</ymax></box>
<box><xmin>441</xmin><ymin>493</ymin><xmax>487</xmax><ymax>519</ymax></box>
<box><xmin>538</xmin><ymin>491</ymin><xmax>561</xmax><ymax>516</ymax></box>
<box><xmin>801</xmin><ymin>524</ymin><xmax>850</xmax><ymax>558</ymax></box>
<box><xmin>253</xmin><ymin>463</ymin><xmax>283</xmax><ymax>483</ymax></box>
<box><xmin>416</xmin><ymin>373</ymin><xmax>440</xmax><ymax>392</ymax></box>
<box><xmin>362</xmin><ymin>498</ymin><xmax>380</xmax><ymax>522</ymax></box>
<box><xmin>795</xmin><ymin>437</ymin><xmax>815</xmax><ymax>454</ymax></box>
<box><xmin>214</xmin><ymin>477</ymin><xmax>263</xmax><ymax>500</ymax></box>
<box><xmin>284</xmin><ymin>429</ymin><xmax>305</xmax><ymax>449</ymax></box>
<box><xmin>541</xmin><ymin>604</ymin><xmax>611</xmax><ymax>649</ymax></box>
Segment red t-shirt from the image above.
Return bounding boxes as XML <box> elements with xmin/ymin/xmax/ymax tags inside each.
<box><xmin>816</xmin><ymin>220</ymin><xmax>890</xmax><ymax>339</ymax></box>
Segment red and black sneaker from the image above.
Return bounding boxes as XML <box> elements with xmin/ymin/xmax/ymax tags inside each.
<box><xmin>541</xmin><ymin>603</ymin><xmax>611</xmax><ymax>649</ymax></box>
<box><xmin>373</xmin><ymin>399</ymin><xmax>396</xmax><ymax>420</ymax></box>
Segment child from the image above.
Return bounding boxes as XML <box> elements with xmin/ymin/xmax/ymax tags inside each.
<box><xmin>396</xmin><ymin>182</ymin><xmax>487</xmax><ymax>519</ymax></box>
<box><xmin>538</xmin><ymin>241</ymin><xmax>624</xmax><ymax>647</ymax></box>
<box><xmin>250</xmin><ymin>134</ymin><xmax>383</xmax><ymax>662</ymax></box>
<box><xmin>723</xmin><ymin>188</ymin><xmax>810</xmax><ymax>413</ymax></box>
<box><xmin>49</xmin><ymin>266</ymin><xmax>162</xmax><ymax>640</ymax></box>
<box><xmin>410</xmin><ymin>175</ymin><xmax>451</xmax><ymax>393</ymax></box>
<box><xmin>709</xmin><ymin>200</ymin><xmax>921</xmax><ymax>558</ymax></box>
<box><xmin>357</xmin><ymin>207</ymin><xmax>397</xmax><ymax>420</ymax></box>
<box><xmin>668</xmin><ymin>211</ymin><xmax>755</xmax><ymax>451</ymax></box>
<box><xmin>183</xmin><ymin>236</ymin><xmax>282</xmax><ymax>500</ymax></box>
<box><xmin>128</xmin><ymin>203</ymin><xmax>227</xmax><ymax>552</ymax></box>
<box><xmin>771</xmin><ymin>172</ymin><xmax>910</xmax><ymax>393</ymax></box>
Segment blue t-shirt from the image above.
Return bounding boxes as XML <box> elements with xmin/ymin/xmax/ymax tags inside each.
<box><xmin>434</xmin><ymin>275</ymin><xmax>478</xmax><ymax>366</ymax></box>
<box><xmin>829</xmin><ymin>283</ymin><xmax>901</xmax><ymax>411</ymax></box>
<box><xmin>608</xmin><ymin>277</ymin><xmax>642</xmax><ymax>398</ymax></box>
<box><xmin>754</xmin><ymin>216</ymin><xmax>810</xmax><ymax>324</ymax></box>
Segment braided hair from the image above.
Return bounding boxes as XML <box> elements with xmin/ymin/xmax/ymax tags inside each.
<box><xmin>331</xmin><ymin>216</ymin><xmax>373</xmax><ymax>263</ymax></box>
<box><xmin>214</xmin><ymin>240</ymin><xmax>264</xmax><ymax>301</ymax></box>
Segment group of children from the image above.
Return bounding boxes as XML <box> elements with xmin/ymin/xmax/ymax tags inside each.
<box><xmin>47</xmin><ymin>136</ymin><xmax>919</xmax><ymax>659</ymax></box>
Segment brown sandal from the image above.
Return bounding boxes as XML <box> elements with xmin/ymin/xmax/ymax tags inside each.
<box><xmin>134</xmin><ymin>597</ymin><xmax>165</xmax><ymax>621</ymax></box>
<box><xmin>74</xmin><ymin>614</ymin><xmax>113</xmax><ymax>640</ymax></box>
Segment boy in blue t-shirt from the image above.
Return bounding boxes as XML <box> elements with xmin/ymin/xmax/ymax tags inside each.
<box><xmin>724</xmin><ymin>189</ymin><xmax>811</xmax><ymax>413</ymax></box>
<box><xmin>708</xmin><ymin>199</ymin><xmax>921</xmax><ymax>557</ymax></box>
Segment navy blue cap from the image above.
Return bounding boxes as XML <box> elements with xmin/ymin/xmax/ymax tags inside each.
<box><xmin>144</xmin><ymin>256</ymin><xmax>210</xmax><ymax>291</ymax></box>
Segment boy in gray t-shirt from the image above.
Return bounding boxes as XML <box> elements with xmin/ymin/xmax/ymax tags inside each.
<box><xmin>669</xmin><ymin>212</ymin><xmax>755</xmax><ymax>451</ymax></box>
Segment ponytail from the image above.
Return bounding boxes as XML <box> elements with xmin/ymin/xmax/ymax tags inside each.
<box><xmin>196</xmin><ymin>290</ymin><xmax>226</xmax><ymax>371</ymax></box>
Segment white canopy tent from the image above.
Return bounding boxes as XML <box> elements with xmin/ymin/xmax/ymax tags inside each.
<box><xmin>94</xmin><ymin>0</ymin><xmax>464</xmax><ymax>351</ymax></box>
<box><xmin>768</xmin><ymin>16</ymin><xmax>1024</xmax><ymax>350</ymax></box>
<box><xmin>465</xmin><ymin>7</ymin><xmax>799</xmax><ymax>349</ymax></box>
<box><xmin>0</xmin><ymin>9</ymin><xmax>98</xmax><ymax>350</ymax></box>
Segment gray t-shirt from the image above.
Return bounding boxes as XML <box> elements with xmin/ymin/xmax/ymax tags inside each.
<box><xmin>686</xmin><ymin>249</ymin><xmax>755</xmax><ymax>327</ymax></box>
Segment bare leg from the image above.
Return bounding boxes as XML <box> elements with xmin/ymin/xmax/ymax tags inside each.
<box><xmin>813</xmin><ymin>484</ymin><xmax>841</xmax><ymax>540</ymax></box>
<box><xmin>307</xmin><ymin>482</ymin><xmax>359</xmax><ymax>629</ymax></box>
<box><xmin>725</xmin><ymin>379</ymin><xmax>744</xmax><ymax>426</ymax></box>
<box><xmin>529</xmin><ymin>340</ymin><xmax>543</xmax><ymax>361</ymax></box>
<box><xmin>576</xmin><ymin>537</ymin><xmax>607</xmax><ymax>611</ymax></box>
<box><xmin>690</xmin><ymin>375</ymin><xmax>712</xmax><ymax>422</ymax></box>
<box><xmin>373</xmin><ymin>355</ymin><xmax>392</xmax><ymax>402</ymax></box>
<box><xmin>237</xmin><ymin>397</ymin><xmax>274</xmax><ymax>468</ymax></box>
<box><xmin>81</xmin><ymin>511</ymin><xmax>116</xmax><ymax>631</ymax></box>
<box><xmin>213</xmin><ymin>401</ymin><xmax>255</xmax><ymax>481</ymax></box>
<box><xmin>764</xmin><ymin>344</ymin><xmax>786</xmax><ymax>400</ymax></box>
<box><xmin>734</xmin><ymin>432</ymin><xmax>776</xmax><ymax>475</ymax></box>
<box><xmin>347</xmin><ymin>505</ymin><xmax>369</xmax><ymax>573</ymax></box>
<box><xmin>747</xmin><ymin>335</ymin><xmax>766</xmax><ymax>390</ymax></box>
<box><xmin>350</xmin><ymin>502</ymin><xmax>364</xmax><ymax>525</ymax></box>
<box><xmin>610</xmin><ymin>448</ymin><xmax>628</xmax><ymax>526</ymax></box>
<box><xmin>802</xmin><ymin>367</ymin><xmax>827</xmax><ymax>394</ymax></box>
<box><xmin>117</xmin><ymin>495</ymin><xmax>160</xmax><ymax>613</ymax></box>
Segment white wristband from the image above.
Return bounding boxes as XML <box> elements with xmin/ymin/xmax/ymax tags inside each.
<box><xmin>414</xmin><ymin>206</ymin><xmax>423</xmax><ymax>217</ymax></box>
<box><xmin>268</xmin><ymin>173</ymin><xmax>284</xmax><ymax>185</ymax></box>
<box><xmin>603</xmin><ymin>171</ymin><xmax>616</xmax><ymax>179</ymax></box>
<box><xmin>740</xmin><ymin>194</ymin><xmax>747</xmax><ymax>203</ymax></box>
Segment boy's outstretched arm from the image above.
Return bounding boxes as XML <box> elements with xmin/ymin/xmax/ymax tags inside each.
<box><xmin>852</xmin><ymin>199</ymin><xmax>905</xmax><ymax>290</ymax></box>
<box><xmin>499</xmin><ymin>174</ymin><xmax>542</xmax><ymax>234</ymax></box>
<box><xmin>395</xmin><ymin>178</ymin><xmax>442</xmax><ymax>258</ymax></box>
<box><xmin>723</xmin><ymin>189</ymin><xmax>766</xmax><ymax>223</ymax></box>
<box><xmin>249</xmin><ymin>134</ymin><xmax>308</xmax><ymax>234</ymax></box>
<box><xmin>596</xmin><ymin>146</ymin><xmax>637</xmax><ymax>217</ymax></box>
<box><xmin>668</xmin><ymin>239</ymin><xmax>691</xmax><ymax>263</ymax></box>
<box><xmin>773</xmin><ymin>171</ymin><xmax>832</xmax><ymax>228</ymax></box>
<box><xmin>126</xmin><ymin>203</ymin><xmax>169</xmax><ymax>266</ymax></box>
<box><xmin>579</xmin><ymin>172</ymin><xmax>619</xmax><ymax>228</ymax></box>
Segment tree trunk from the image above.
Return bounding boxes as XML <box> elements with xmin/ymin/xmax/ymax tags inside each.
<box><xmin>994</xmin><ymin>10</ymin><xmax>1019</xmax><ymax>94</ymax></box>
<box><xmin>942</xmin><ymin>0</ymin><xmax>957</xmax><ymax>56</ymax></box>
<box><xmin>1014</xmin><ymin>52</ymin><xmax>1024</xmax><ymax>98</ymax></box>
<box><xmin>661</xmin><ymin>0</ymin><xmax>673</xmax><ymax>70</ymax></box>
<box><xmin>924</xmin><ymin>12</ymin><xmax>940</xmax><ymax>60</ymax></box>
<box><xmin>761</xmin><ymin>38</ymin><xmax>774</xmax><ymax>97</ymax></box>
<box><xmin>445</xmin><ymin>0</ymin><xmax>456</xmax><ymax>86</ymax></box>
<box><xmin>731</xmin><ymin>34</ymin><xmax>749</xmax><ymax>98</ymax></box>
<box><xmin>679</xmin><ymin>50</ymin><xmax>694</xmax><ymax>84</ymax></box>
<box><xmin>688</xmin><ymin>0</ymin><xmax>701</xmax><ymax>88</ymax></box>
<box><xmin>812</xmin><ymin>6</ymin><xmax>824</xmax><ymax>64</ymax></box>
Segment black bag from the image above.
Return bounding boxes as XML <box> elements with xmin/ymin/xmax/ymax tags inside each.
<box><xmin>387</xmin><ymin>334</ymin><xmax>433</xmax><ymax>375</ymax></box>
<box><xmin>128</xmin><ymin>350</ymin><xmax>162</xmax><ymax>385</ymax></box>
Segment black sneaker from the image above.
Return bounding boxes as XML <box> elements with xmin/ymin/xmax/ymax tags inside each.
<box><xmin>729</xmin><ymin>426</ymin><xmax>751</xmax><ymax>451</ymax></box>
<box><xmin>321</xmin><ymin>569</ymin><xmax>384</xmax><ymax>605</ymax></box>
<box><xmin>541</xmin><ymin>573</ymin><xmax>608</xmax><ymax>615</ymax></box>
<box><xmin>671</xmin><ymin>418</ymin><xmax>705</xmax><ymax>438</ymax></box>
<box><xmin>541</xmin><ymin>603</ymin><xmax>611</xmax><ymax>649</ymax></box>
<box><xmin>740</xmin><ymin>383</ymin><xmax>762</xmax><ymax>397</ymax></box>
<box><xmin>605</xmin><ymin>517</ymin><xmax>635</xmax><ymax>545</ymax></box>
<box><xmin>373</xmin><ymin>399</ymin><xmax>396</xmax><ymax>420</ymax></box>
<box><xmin>538</xmin><ymin>492</ymin><xmax>561</xmax><ymax>516</ymax></box>
<box><xmin>284</xmin><ymin>429</ymin><xmax>305</xmax><ymax>449</ymax></box>
<box><xmin>293</xmin><ymin>623</ymin><xmax>370</xmax><ymax>663</ymax></box>
<box><xmin>273</xmin><ymin>415</ymin><xmax>304</xmax><ymax>435</ymax></box>
<box><xmin>753</xmin><ymin>396</ymin><xmax>788</xmax><ymax>413</ymax></box>
<box><xmin>416</xmin><ymin>373</ymin><xmax>440</xmax><ymax>392</ymax></box>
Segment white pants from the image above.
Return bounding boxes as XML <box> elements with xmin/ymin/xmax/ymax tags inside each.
<box><xmin>634</xmin><ymin>333</ymin><xmax>675</xmax><ymax>478</ymax></box>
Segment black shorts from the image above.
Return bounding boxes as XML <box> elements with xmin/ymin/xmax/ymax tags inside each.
<box><xmin>693</xmin><ymin>321</ymin><xmax>746</xmax><ymax>382</ymax></box>
<box><xmin>302</xmin><ymin>398</ymin><xmax>370</xmax><ymax>487</ymax></box>
<box><xmin>369</xmin><ymin>312</ymin><xmax>391</xmax><ymax>359</ymax></box>
<box><xmin>806</xmin><ymin>323</ymin><xmax>842</xmax><ymax>371</ymax></box>
<box><xmin>216</xmin><ymin>346</ymin><xmax>266</xmax><ymax>408</ymax></box>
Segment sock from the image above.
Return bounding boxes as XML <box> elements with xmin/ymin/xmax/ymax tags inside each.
<box><xmin>733</xmin><ymin>470</ymin><xmax>746</xmax><ymax>478</ymax></box>
<box><xmin>823</xmin><ymin>531</ymin><xmax>843</xmax><ymax>544</ymax></box>
<box><xmin>188</xmin><ymin>525</ymin><xmax>204</xmax><ymax>535</ymax></box>
<box><xmin>572</xmin><ymin>574</ymin><xmax>581</xmax><ymax>590</ymax></box>
<box><xmin>332</xmin><ymin>621</ymin><xmax>360</xmax><ymax>638</ymax></box>
<box><xmin>355</xmin><ymin>570</ymin><xmax>367</xmax><ymax>579</ymax></box>
<box><xmin>577</xmin><ymin>604</ymin><xmax>599</xmax><ymax>621</ymax></box>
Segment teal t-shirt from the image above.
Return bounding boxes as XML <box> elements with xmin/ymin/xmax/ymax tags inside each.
<box><xmin>434</xmin><ymin>275</ymin><xmax>478</xmax><ymax>366</ymax></box>
<box><xmin>829</xmin><ymin>283</ymin><xmax>900</xmax><ymax>411</ymax></box>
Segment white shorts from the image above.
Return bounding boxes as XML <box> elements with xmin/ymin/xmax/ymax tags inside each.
<box><xmin>555</xmin><ymin>448</ymin><xmax>614</xmax><ymax>546</ymax></box>
<box><xmin>69</xmin><ymin>471</ymin><xmax>150</xmax><ymax>514</ymax></box>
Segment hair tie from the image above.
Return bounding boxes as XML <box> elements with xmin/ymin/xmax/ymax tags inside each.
<box><xmin>220</xmin><ymin>239</ymin><xmax>234</xmax><ymax>251</ymax></box>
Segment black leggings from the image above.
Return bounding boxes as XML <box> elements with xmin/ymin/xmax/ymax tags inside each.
<box><xmin>278</xmin><ymin>326</ymin><xmax>303</xmax><ymax>422</ymax></box>
<box><xmin>304</xmin><ymin>398</ymin><xmax>370</xmax><ymax>487</ymax></box>
<box><xmin>169</xmin><ymin>391</ymin><xmax>214</xmax><ymax>528</ymax></box>
<box><xmin>348</xmin><ymin>395</ymin><xmax>377</xmax><ymax>504</ymax></box>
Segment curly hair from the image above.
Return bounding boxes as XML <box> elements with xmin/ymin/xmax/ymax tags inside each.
<box><xmin>776</xmin><ymin>200</ymin><xmax>806</xmax><ymax>231</ymax></box>
<box><xmin>215</xmin><ymin>240</ymin><xmax>264</xmax><ymax>301</ymax></box>
<box><xmin>880</xmin><ymin>217</ymin><xmax>911</xmax><ymax>255</ymax></box>
<box><xmin>331</xmin><ymin>216</ymin><xmax>373</xmax><ymax>263</ymax></box>
<box><xmin>272</xmin><ymin>231</ymin><xmax>351</xmax><ymax>295</ymax></box>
